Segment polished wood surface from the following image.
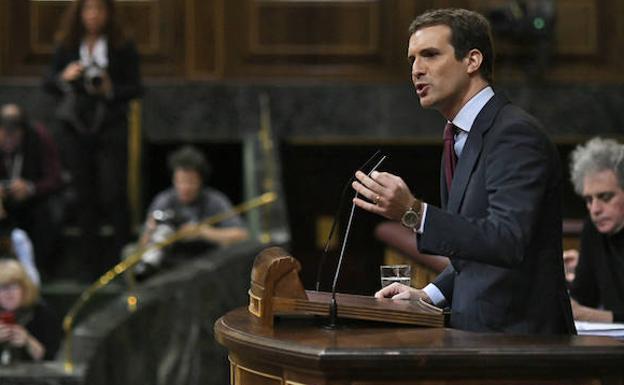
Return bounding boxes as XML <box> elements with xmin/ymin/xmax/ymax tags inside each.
<box><xmin>216</xmin><ymin>307</ymin><xmax>624</xmax><ymax>385</ymax></box>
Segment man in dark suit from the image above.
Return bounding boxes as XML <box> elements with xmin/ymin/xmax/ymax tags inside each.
<box><xmin>352</xmin><ymin>8</ymin><xmax>575</xmax><ymax>334</ymax></box>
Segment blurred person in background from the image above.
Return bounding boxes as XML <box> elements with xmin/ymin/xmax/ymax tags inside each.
<box><xmin>43</xmin><ymin>0</ymin><xmax>142</xmax><ymax>280</ymax></box>
<box><xmin>134</xmin><ymin>146</ymin><xmax>248</xmax><ymax>279</ymax></box>
<box><xmin>567</xmin><ymin>137</ymin><xmax>624</xmax><ymax>323</ymax></box>
<box><xmin>0</xmin><ymin>104</ymin><xmax>62</xmax><ymax>278</ymax></box>
<box><xmin>0</xmin><ymin>198</ymin><xmax>40</xmax><ymax>287</ymax></box>
<box><xmin>0</xmin><ymin>259</ymin><xmax>59</xmax><ymax>363</ymax></box>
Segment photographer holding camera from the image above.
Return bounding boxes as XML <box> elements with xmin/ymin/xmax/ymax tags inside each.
<box><xmin>43</xmin><ymin>0</ymin><xmax>142</xmax><ymax>281</ymax></box>
<box><xmin>134</xmin><ymin>146</ymin><xmax>249</xmax><ymax>279</ymax></box>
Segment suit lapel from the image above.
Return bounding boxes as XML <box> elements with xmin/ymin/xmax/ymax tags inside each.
<box><xmin>446</xmin><ymin>93</ymin><xmax>510</xmax><ymax>213</ymax></box>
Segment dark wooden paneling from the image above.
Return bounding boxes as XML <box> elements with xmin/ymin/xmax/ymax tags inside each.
<box><xmin>29</xmin><ymin>2</ymin><xmax>66</xmax><ymax>55</ymax></box>
<box><xmin>472</xmin><ymin>0</ymin><xmax>621</xmax><ymax>83</ymax></box>
<box><xmin>223</xmin><ymin>0</ymin><xmax>404</xmax><ymax>80</ymax></box>
<box><xmin>185</xmin><ymin>0</ymin><xmax>223</xmax><ymax>78</ymax></box>
<box><xmin>1</xmin><ymin>0</ymin><xmax>185</xmax><ymax>77</ymax></box>
<box><xmin>555</xmin><ymin>0</ymin><xmax>598</xmax><ymax>55</ymax></box>
<box><xmin>130</xmin><ymin>0</ymin><xmax>185</xmax><ymax>76</ymax></box>
<box><xmin>0</xmin><ymin>0</ymin><xmax>622</xmax><ymax>82</ymax></box>
<box><xmin>249</xmin><ymin>1</ymin><xmax>380</xmax><ymax>56</ymax></box>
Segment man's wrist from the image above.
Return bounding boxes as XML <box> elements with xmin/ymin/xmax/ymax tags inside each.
<box><xmin>400</xmin><ymin>198</ymin><xmax>423</xmax><ymax>232</ymax></box>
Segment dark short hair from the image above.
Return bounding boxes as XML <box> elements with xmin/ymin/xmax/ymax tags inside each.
<box><xmin>408</xmin><ymin>8</ymin><xmax>494</xmax><ymax>84</ymax></box>
<box><xmin>168</xmin><ymin>145</ymin><xmax>211</xmax><ymax>181</ymax></box>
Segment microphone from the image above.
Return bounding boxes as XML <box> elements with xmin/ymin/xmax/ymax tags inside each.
<box><xmin>327</xmin><ymin>154</ymin><xmax>387</xmax><ymax>328</ymax></box>
<box><xmin>315</xmin><ymin>150</ymin><xmax>383</xmax><ymax>292</ymax></box>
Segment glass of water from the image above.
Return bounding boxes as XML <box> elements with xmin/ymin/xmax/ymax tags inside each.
<box><xmin>380</xmin><ymin>264</ymin><xmax>411</xmax><ymax>288</ymax></box>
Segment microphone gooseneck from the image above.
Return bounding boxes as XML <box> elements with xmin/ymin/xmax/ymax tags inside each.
<box><xmin>327</xmin><ymin>155</ymin><xmax>386</xmax><ymax>328</ymax></box>
<box><xmin>315</xmin><ymin>150</ymin><xmax>382</xmax><ymax>292</ymax></box>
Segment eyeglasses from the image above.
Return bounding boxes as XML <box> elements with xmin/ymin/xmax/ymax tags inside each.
<box><xmin>0</xmin><ymin>283</ymin><xmax>20</xmax><ymax>292</ymax></box>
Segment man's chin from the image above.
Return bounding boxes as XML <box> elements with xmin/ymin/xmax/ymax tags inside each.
<box><xmin>596</xmin><ymin>222</ymin><xmax>617</xmax><ymax>235</ymax></box>
<box><xmin>418</xmin><ymin>97</ymin><xmax>433</xmax><ymax>109</ymax></box>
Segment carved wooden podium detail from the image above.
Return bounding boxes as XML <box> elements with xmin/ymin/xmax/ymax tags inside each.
<box><xmin>248</xmin><ymin>247</ymin><xmax>307</xmax><ymax>326</ymax></box>
<box><xmin>248</xmin><ymin>247</ymin><xmax>444</xmax><ymax>328</ymax></box>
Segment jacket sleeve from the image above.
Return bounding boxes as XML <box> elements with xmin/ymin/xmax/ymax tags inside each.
<box><xmin>570</xmin><ymin>220</ymin><xmax>601</xmax><ymax>307</ymax></box>
<box><xmin>431</xmin><ymin>263</ymin><xmax>456</xmax><ymax>304</ymax></box>
<box><xmin>109</xmin><ymin>41</ymin><xmax>143</xmax><ymax>103</ymax></box>
<box><xmin>42</xmin><ymin>46</ymin><xmax>72</xmax><ymax>96</ymax></box>
<box><xmin>31</xmin><ymin>123</ymin><xmax>63</xmax><ymax>196</ymax></box>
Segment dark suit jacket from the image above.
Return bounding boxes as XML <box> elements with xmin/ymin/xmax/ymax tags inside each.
<box><xmin>418</xmin><ymin>92</ymin><xmax>575</xmax><ymax>335</ymax></box>
<box><xmin>571</xmin><ymin>218</ymin><xmax>624</xmax><ymax>321</ymax></box>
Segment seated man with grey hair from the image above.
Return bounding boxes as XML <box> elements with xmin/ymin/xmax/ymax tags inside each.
<box><xmin>567</xmin><ymin>137</ymin><xmax>624</xmax><ymax>323</ymax></box>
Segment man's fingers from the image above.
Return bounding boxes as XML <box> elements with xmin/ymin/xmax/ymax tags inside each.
<box><xmin>351</xmin><ymin>180</ymin><xmax>377</xmax><ymax>203</ymax></box>
<box><xmin>353</xmin><ymin>197</ymin><xmax>383</xmax><ymax>215</ymax></box>
<box><xmin>375</xmin><ymin>282</ymin><xmax>410</xmax><ymax>299</ymax></box>
<box><xmin>356</xmin><ymin>170</ymin><xmax>385</xmax><ymax>190</ymax></box>
<box><xmin>374</xmin><ymin>282</ymin><xmax>400</xmax><ymax>298</ymax></box>
<box><xmin>392</xmin><ymin>290</ymin><xmax>412</xmax><ymax>300</ymax></box>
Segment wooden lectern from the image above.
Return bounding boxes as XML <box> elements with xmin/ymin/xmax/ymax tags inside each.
<box><xmin>247</xmin><ymin>246</ymin><xmax>444</xmax><ymax>328</ymax></box>
<box><xmin>215</xmin><ymin>247</ymin><xmax>624</xmax><ymax>385</ymax></box>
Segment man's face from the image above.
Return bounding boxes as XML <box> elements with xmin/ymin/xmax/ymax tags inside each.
<box><xmin>407</xmin><ymin>25</ymin><xmax>472</xmax><ymax>119</ymax></box>
<box><xmin>173</xmin><ymin>169</ymin><xmax>202</xmax><ymax>205</ymax></box>
<box><xmin>583</xmin><ymin>169</ymin><xmax>624</xmax><ymax>235</ymax></box>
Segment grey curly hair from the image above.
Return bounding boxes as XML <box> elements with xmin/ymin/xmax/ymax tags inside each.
<box><xmin>570</xmin><ymin>137</ymin><xmax>624</xmax><ymax>195</ymax></box>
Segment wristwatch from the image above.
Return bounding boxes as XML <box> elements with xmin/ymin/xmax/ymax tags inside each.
<box><xmin>400</xmin><ymin>200</ymin><xmax>422</xmax><ymax>232</ymax></box>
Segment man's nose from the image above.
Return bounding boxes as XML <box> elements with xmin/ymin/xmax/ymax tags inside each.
<box><xmin>412</xmin><ymin>58</ymin><xmax>424</xmax><ymax>78</ymax></box>
<box><xmin>589</xmin><ymin>199</ymin><xmax>603</xmax><ymax>215</ymax></box>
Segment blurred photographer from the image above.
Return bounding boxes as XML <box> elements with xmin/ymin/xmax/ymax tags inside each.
<box><xmin>0</xmin><ymin>104</ymin><xmax>62</xmax><ymax>278</ymax></box>
<box><xmin>43</xmin><ymin>0</ymin><xmax>142</xmax><ymax>280</ymax></box>
<box><xmin>135</xmin><ymin>146</ymin><xmax>248</xmax><ymax>278</ymax></box>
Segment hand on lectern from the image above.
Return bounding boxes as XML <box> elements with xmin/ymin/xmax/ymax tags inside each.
<box><xmin>374</xmin><ymin>283</ymin><xmax>432</xmax><ymax>303</ymax></box>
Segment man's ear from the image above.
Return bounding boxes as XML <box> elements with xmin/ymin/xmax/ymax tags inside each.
<box><xmin>465</xmin><ymin>49</ymin><xmax>483</xmax><ymax>76</ymax></box>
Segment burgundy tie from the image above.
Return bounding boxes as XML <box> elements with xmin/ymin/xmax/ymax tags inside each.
<box><xmin>443</xmin><ymin>122</ymin><xmax>457</xmax><ymax>191</ymax></box>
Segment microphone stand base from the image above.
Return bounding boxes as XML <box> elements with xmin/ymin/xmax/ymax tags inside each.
<box><xmin>323</xmin><ymin>296</ymin><xmax>342</xmax><ymax>329</ymax></box>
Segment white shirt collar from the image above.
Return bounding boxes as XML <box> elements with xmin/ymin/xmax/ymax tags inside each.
<box><xmin>451</xmin><ymin>86</ymin><xmax>494</xmax><ymax>133</ymax></box>
<box><xmin>80</xmin><ymin>37</ymin><xmax>108</xmax><ymax>68</ymax></box>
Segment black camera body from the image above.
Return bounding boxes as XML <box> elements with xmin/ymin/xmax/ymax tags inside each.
<box><xmin>83</xmin><ymin>63</ymin><xmax>104</xmax><ymax>90</ymax></box>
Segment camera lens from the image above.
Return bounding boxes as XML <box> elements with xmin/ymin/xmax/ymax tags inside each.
<box><xmin>90</xmin><ymin>75</ymin><xmax>102</xmax><ymax>88</ymax></box>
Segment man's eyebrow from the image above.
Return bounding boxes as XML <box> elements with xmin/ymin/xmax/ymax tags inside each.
<box><xmin>407</xmin><ymin>47</ymin><xmax>439</xmax><ymax>60</ymax></box>
<box><xmin>583</xmin><ymin>191</ymin><xmax>616</xmax><ymax>199</ymax></box>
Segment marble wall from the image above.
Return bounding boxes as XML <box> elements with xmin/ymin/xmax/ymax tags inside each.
<box><xmin>1</xmin><ymin>82</ymin><xmax>623</xmax><ymax>142</ymax></box>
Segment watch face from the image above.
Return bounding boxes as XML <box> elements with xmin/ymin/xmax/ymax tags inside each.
<box><xmin>401</xmin><ymin>209</ymin><xmax>419</xmax><ymax>228</ymax></box>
